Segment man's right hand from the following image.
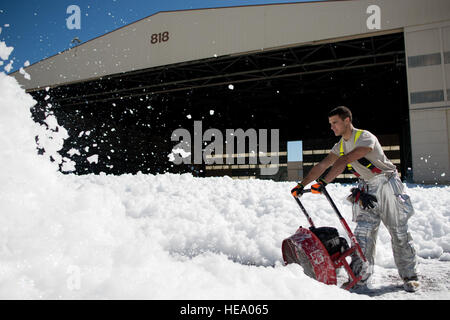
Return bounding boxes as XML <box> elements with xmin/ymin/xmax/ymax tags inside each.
<box><xmin>291</xmin><ymin>183</ymin><xmax>305</xmax><ymax>198</ymax></box>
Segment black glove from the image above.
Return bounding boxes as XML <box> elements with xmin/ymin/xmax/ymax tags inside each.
<box><xmin>348</xmin><ymin>187</ymin><xmax>377</xmax><ymax>209</ymax></box>
<box><xmin>359</xmin><ymin>192</ymin><xmax>377</xmax><ymax>210</ymax></box>
<box><xmin>291</xmin><ymin>183</ymin><xmax>305</xmax><ymax>198</ymax></box>
<box><xmin>311</xmin><ymin>178</ymin><xmax>328</xmax><ymax>194</ymax></box>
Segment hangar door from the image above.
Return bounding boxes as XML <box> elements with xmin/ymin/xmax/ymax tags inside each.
<box><xmin>404</xmin><ymin>21</ymin><xmax>450</xmax><ymax>184</ymax></box>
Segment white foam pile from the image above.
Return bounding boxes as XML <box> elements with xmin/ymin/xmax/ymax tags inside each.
<box><xmin>0</xmin><ymin>64</ymin><xmax>449</xmax><ymax>300</ymax></box>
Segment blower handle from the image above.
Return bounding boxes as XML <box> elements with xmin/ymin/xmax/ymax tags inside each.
<box><xmin>321</xmin><ymin>187</ymin><xmax>367</xmax><ymax>263</ymax></box>
<box><xmin>292</xmin><ymin>190</ymin><xmax>315</xmax><ymax>228</ymax></box>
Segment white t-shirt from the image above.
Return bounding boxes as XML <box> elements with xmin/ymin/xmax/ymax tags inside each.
<box><xmin>330</xmin><ymin>128</ymin><xmax>397</xmax><ymax>181</ymax></box>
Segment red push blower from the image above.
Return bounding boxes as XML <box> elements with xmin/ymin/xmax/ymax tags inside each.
<box><xmin>282</xmin><ymin>186</ymin><xmax>368</xmax><ymax>290</ymax></box>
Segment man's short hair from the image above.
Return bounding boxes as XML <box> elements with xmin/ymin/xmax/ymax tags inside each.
<box><xmin>328</xmin><ymin>106</ymin><xmax>352</xmax><ymax>122</ymax></box>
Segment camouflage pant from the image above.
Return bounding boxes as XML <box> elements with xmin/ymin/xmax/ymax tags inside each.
<box><xmin>350</xmin><ymin>172</ymin><xmax>418</xmax><ymax>282</ymax></box>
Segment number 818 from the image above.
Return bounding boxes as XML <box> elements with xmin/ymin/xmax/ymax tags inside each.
<box><xmin>150</xmin><ymin>32</ymin><xmax>169</xmax><ymax>44</ymax></box>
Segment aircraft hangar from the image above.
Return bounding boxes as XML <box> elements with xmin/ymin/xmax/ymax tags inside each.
<box><xmin>11</xmin><ymin>0</ymin><xmax>450</xmax><ymax>184</ymax></box>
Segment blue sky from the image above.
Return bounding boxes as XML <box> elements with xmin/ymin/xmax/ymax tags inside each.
<box><xmin>0</xmin><ymin>0</ymin><xmax>322</xmax><ymax>73</ymax></box>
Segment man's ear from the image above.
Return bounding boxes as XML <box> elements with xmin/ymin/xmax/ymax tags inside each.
<box><xmin>344</xmin><ymin>117</ymin><xmax>351</xmax><ymax>125</ymax></box>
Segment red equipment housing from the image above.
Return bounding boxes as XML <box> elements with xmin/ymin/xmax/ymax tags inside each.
<box><xmin>282</xmin><ymin>187</ymin><xmax>367</xmax><ymax>290</ymax></box>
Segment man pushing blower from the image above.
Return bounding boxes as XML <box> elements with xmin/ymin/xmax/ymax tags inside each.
<box><xmin>289</xmin><ymin>106</ymin><xmax>419</xmax><ymax>292</ymax></box>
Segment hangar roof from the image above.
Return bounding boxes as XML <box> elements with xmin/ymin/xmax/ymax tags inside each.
<box><xmin>11</xmin><ymin>0</ymin><xmax>450</xmax><ymax>91</ymax></box>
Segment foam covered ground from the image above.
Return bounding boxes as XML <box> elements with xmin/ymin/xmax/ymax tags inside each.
<box><xmin>0</xmin><ymin>71</ymin><xmax>449</xmax><ymax>300</ymax></box>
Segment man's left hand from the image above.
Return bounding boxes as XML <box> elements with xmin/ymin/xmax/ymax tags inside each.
<box><xmin>311</xmin><ymin>178</ymin><xmax>328</xmax><ymax>194</ymax></box>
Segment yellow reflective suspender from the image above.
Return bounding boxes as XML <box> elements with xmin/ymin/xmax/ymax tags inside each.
<box><xmin>340</xmin><ymin>129</ymin><xmax>363</xmax><ymax>173</ymax></box>
<box><xmin>339</xmin><ymin>130</ymin><xmax>382</xmax><ymax>176</ymax></box>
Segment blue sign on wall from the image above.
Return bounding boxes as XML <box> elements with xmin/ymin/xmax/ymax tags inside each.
<box><xmin>287</xmin><ymin>141</ymin><xmax>303</xmax><ymax>162</ymax></box>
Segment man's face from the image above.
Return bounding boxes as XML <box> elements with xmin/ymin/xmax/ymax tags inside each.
<box><xmin>328</xmin><ymin>115</ymin><xmax>349</xmax><ymax>136</ymax></box>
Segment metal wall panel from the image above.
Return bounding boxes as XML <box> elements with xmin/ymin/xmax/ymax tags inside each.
<box><xmin>405</xmin><ymin>21</ymin><xmax>450</xmax><ymax>183</ymax></box>
<box><xmin>409</xmin><ymin>109</ymin><xmax>449</xmax><ymax>183</ymax></box>
<box><xmin>443</xmin><ymin>26</ymin><xmax>450</xmax><ymax>52</ymax></box>
<box><xmin>408</xmin><ymin>66</ymin><xmax>444</xmax><ymax>93</ymax></box>
<box><xmin>11</xmin><ymin>0</ymin><xmax>450</xmax><ymax>90</ymax></box>
<box><xmin>404</xmin><ymin>28</ymin><xmax>441</xmax><ymax>56</ymax></box>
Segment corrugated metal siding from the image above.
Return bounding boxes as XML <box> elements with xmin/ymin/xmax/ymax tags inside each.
<box><xmin>12</xmin><ymin>0</ymin><xmax>450</xmax><ymax>90</ymax></box>
<box><xmin>405</xmin><ymin>20</ymin><xmax>450</xmax><ymax>183</ymax></box>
